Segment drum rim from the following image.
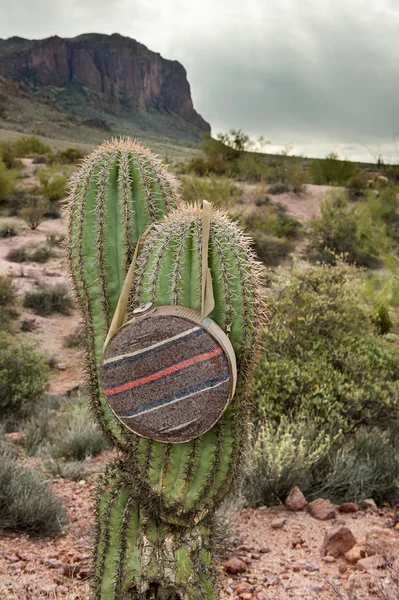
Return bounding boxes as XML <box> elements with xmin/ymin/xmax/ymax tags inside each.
<box><xmin>100</xmin><ymin>305</ymin><xmax>237</xmax><ymax>444</ymax></box>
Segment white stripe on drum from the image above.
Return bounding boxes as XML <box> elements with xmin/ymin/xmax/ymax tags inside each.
<box><xmin>103</xmin><ymin>326</ymin><xmax>201</xmax><ymax>366</ymax></box>
<box><xmin>123</xmin><ymin>379</ymin><xmax>228</xmax><ymax>419</ymax></box>
<box><xmin>160</xmin><ymin>417</ymin><xmax>201</xmax><ymax>433</ymax></box>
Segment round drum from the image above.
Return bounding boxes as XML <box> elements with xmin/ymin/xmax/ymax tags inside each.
<box><xmin>101</xmin><ymin>305</ymin><xmax>236</xmax><ymax>443</ymax></box>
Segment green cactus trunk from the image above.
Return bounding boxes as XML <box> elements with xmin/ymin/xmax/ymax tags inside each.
<box><xmin>65</xmin><ymin>139</ymin><xmax>180</xmax><ymax>449</ymax></box>
<box><xmin>66</xmin><ymin>140</ymin><xmax>263</xmax><ymax>599</ymax></box>
<box><xmin>94</xmin><ymin>463</ymin><xmax>217</xmax><ymax>600</ymax></box>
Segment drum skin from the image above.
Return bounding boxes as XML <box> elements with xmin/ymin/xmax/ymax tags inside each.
<box><xmin>101</xmin><ymin>305</ymin><xmax>236</xmax><ymax>443</ymax></box>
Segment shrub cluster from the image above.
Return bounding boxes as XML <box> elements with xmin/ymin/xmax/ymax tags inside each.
<box><xmin>24</xmin><ymin>283</ymin><xmax>74</xmax><ymax>316</ymax></box>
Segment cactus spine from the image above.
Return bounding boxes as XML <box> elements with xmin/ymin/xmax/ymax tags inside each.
<box><xmin>66</xmin><ymin>140</ymin><xmax>263</xmax><ymax>599</ymax></box>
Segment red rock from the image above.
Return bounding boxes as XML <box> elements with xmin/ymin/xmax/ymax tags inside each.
<box><xmin>365</xmin><ymin>528</ymin><xmax>399</xmax><ymax>560</ymax></box>
<box><xmin>285</xmin><ymin>486</ymin><xmax>307</xmax><ymax>511</ymax></box>
<box><xmin>357</xmin><ymin>555</ymin><xmax>386</xmax><ymax>571</ymax></box>
<box><xmin>223</xmin><ymin>557</ymin><xmax>248</xmax><ymax>575</ymax></box>
<box><xmin>308</xmin><ymin>498</ymin><xmax>336</xmax><ymax>521</ymax></box>
<box><xmin>259</xmin><ymin>546</ymin><xmax>270</xmax><ymax>553</ymax></box>
<box><xmin>344</xmin><ymin>545</ymin><xmax>366</xmax><ymax>565</ymax></box>
<box><xmin>0</xmin><ymin>36</ymin><xmax>210</xmax><ymax>131</ymax></box>
<box><xmin>338</xmin><ymin>503</ymin><xmax>360</xmax><ymax>513</ymax></box>
<box><xmin>270</xmin><ymin>518</ymin><xmax>286</xmax><ymax>529</ymax></box>
<box><xmin>236</xmin><ymin>582</ymin><xmax>253</xmax><ymax>594</ymax></box>
<box><xmin>363</xmin><ymin>498</ymin><xmax>378</xmax><ymax>511</ymax></box>
<box><xmin>240</xmin><ymin>594</ymin><xmax>253</xmax><ymax>600</ymax></box>
<box><xmin>321</xmin><ymin>526</ymin><xmax>356</xmax><ymax>557</ymax></box>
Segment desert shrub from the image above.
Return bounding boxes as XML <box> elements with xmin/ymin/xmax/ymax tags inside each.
<box><xmin>0</xmin><ymin>159</ymin><xmax>18</xmax><ymax>202</ymax></box>
<box><xmin>29</xmin><ymin>245</ymin><xmax>55</xmax><ymax>263</ymax></box>
<box><xmin>236</xmin><ymin>154</ymin><xmax>267</xmax><ymax>182</ymax></box>
<box><xmin>6</xmin><ymin>247</ymin><xmax>28</xmax><ymax>263</ymax></box>
<box><xmin>46</xmin><ymin>231</ymin><xmax>66</xmax><ymax>247</ymax></box>
<box><xmin>22</xmin><ymin>395</ymin><xmax>107</xmax><ymax>461</ymax></box>
<box><xmin>186</xmin><ymin>155</ymin><xmax>230</xmax><ymax>177</ymax></box>
<box><xmin>37</xmin><ymin>164</ymin><xmax>73</xmax><ymax>201</ymax></box>
<box><xmin>44</xmin><ymin>200</ymin><xmax>61</xmax><ymax>219</ymax></box>
<box><xmin>11</xmin><ymin>135</ymin><xmax>51</xmax><ymax>157</ymax></box>
<box><xmin>254</xmin><ymin>260</ymin><xmax>399</xmax><ymax>432</ymax></box>
<box><xmin>47</xmin><ymin>459</ymin><xmax>91</xmax><ymax>482</ymax></box>
<box><xmin>0</xmin><ymin>332</ymin><xmax>49</xmax><ymax>418</ymax></box>
<box><xmin>0</xmin><ymin>275</ymin><xmax>18</xmax><ymax>329</ymax></box>
<box><xmin>180</xmin><ymin>174</ymin><xmax>242</xmax><ymax>209</ymax></box>
<box><xmin>243</xmin><ymin>418</ymin><xmax>334</xmax><ymax>506</ymax></box>
<box><xmin>309</xmin><ymin>153</ymin><xmax>358</xmax><ymax>185</ymax></box>
<box><xmin>0</xmin><ymin>434</ymin><xmax>67</xmax><ymax>535</ymax></box>
<box><xmin>241</xmin><ymin>205</ymin><xmax>303</xmax><ymax>240</ymax></box>
<box><xmin>52</xmin><ymin>422</ymin><xmax>107</xmax><ymax>461</ymax></box>
<box><xmin>311</xmin><ymin>427</ymin><xmax>399</xmax><ymax>505</ymax></box>
<box><xmin>250</xmin><ymin>232</ymin><xmax>294</xmax><ymax>266</ymax></box>
<box><xmin>309</xmin><ymin>190</ymin><xmax>385</xmax><ymax>266</ymax></box>
<box><xmin>64</xmin><ymin>327</ymin><xmax>84</xmax><ymax>348</ymax></box>
<box><xmin>23</xmin><ymin>283</ymin><xmax>74</xmax><ymax>316</ymax></box>
<box><xmin>0</xmin><ymin>142</ymin><xmax>18</xmax><ymax>169</ymax></box>
<box><xmin>0</xmin><ymin>218</ymin><xmax>23</xmax><ymax>238</ymax></box>
<box><xmin>19</xmin><ymin>194</ymin><xmax>48</xmax><ymax>230</ymax></box>
<box><xmin>347</xmin><ymin>173</ymin><xmax>368</xmax><ymax>199</ymax></box>
<box><xmin>268</xmin><ymin>182</ymin><xmax>290</xmax><ymax>195</ymax></box>
<box><xmin>57</xmin><ymin>147</ymin><xmax>85</xmax><ymax>164</ymax></box>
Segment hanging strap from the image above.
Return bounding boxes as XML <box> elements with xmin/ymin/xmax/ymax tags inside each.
<box><xmin>103</xmin><ymin>227</ymin><xmax>152</xmax><ymax>351</ymax></box>
<box><xmin>201</xmin><ymin>200</ymin><xmax>215</xmax><ymax>319</ymax></box>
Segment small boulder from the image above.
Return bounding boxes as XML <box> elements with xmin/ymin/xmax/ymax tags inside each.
<box><xmin>235</xmin><ymin>582</ymin><xmax>253</xmax><ymax>595</ymax></box>
<box><xmin>344</xmin><ymin>545</ymin><xmax>366</xmax><ymax>565</ymax></box>
<box><xmin>363</xmin><ymin>498</ymin><xmax>378</xmax><ymax>511</ymax></box>
<box><xmin>308</xmin><ymin>498</ymin><xmax>336</xmax><ymax>521</ymax></box>
<box><xmin>338</xmin><ymin>503</ymin><xmax>360</xmax><ymax>514</ymax></box>
<box><xmin>223</xmin><ymin>557</ymin><xmax>248</xmax><ymax>575</ymax></box>
<box><xmin>270</xmin><ymin>518</ymin><xmax>286</xmax><ymax>529</ymax></box>
<box><xmin>321</xmin><ymin>526</ymin><xmax>356</xmax><ymax>558</ymax></box>
<box><xmin>366</xmin><ymin>528</ymin><xmax>399</xmax><ymax>561</ymax></box>
<box><xmin>285</xmin><ymin>486</ymin><xmax>307</xmax><ymax>511</ymax></box>
<box><xmin>357</xmin><ymin>555</ymin><xmax>386</xmax><ymax>571</ymax></box>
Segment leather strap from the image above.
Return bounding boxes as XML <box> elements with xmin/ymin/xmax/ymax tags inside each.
<box><xmin>103</xmin><ymin>227</ymin><xmax>152</xmax><ymax>351</ymax></box>
<box><xmin>201</xmin><ymin>200</ymin><xmax>215</xmax><ymax>319</ymax></box>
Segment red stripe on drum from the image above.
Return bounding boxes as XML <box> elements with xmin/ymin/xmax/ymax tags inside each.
<box><xmin>104</xmin><ymin>346</ymin><xmax>223</xmax><ymax>396</ymax></box>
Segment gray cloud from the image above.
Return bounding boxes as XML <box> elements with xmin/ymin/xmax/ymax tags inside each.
<box><xmin>0</xmin><ymin>0</ymin><xmax>398</xmax><ymax>159</ymax></box>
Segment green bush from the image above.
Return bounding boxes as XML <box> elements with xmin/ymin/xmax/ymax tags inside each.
<box><xmin>236</xmin><ymin>154</ymin><xmax>267</xmax><ymax>182</ymax></box>
<box><xmin>19</xmin><ymin>194</ymin><xmax>48</xmax><ymax>230</ymax></box>
<box><xmin>250</xmin><ymin>232</ymin><xmax>294</xmax><ymax>266</ymax></box>
<box><xmin>241</xmin><ymin>205</ymin><xmax>303</xmax><ymax>240</ymax></box>
<box><xmin>46</xmin><ymin>231</ymin><xmax>66</xmax><ymax>247</ymax></box>
<box><xmin>24</xmin><ymin>283</ymin><xmax>74</xmax><ymax>316</ymax></box>
<box><xmin>0</xmin><ymin>218</ymin><xmax>22</xmax><ymax>238</ymax></box>
<box><xmin>309</xmin><ymin>190</ymin><xmax>386</xmax><ymax>266</ymax></box>
<box><xmin>243</xmin><ymin>418</ymin><xmax>334</xmax><ymax>506</ymax></box>
<box><xmin>268</xmin><ymin>182</ymin><xmax>290</xmax><ymax>195</ymax></box>
<box><xmin>11</xmin><ymin>135</ymin><xmax>51</xmax><ymax>157</ymax></box>
<box><xmin>0</xmin><ymin>159</ymin><xmax>18</xmax><ymax>202</ymax></box>
<box><xmin>0</xmin><ymin>435</ymin><xmax>67</xmax><ymax>535</ymax></box>
<box><xmin>47</xmin><ymin>459</ymin><xmax>91</xmax><ymax>481</ymax></box>
<box><xmin>64</xmin><ymin>327</ymin><xmax>84</xmax><ymax>348</ymax></box>
<box><xmin>57</xmin><ymin>147</ymin><xmax>85</xmax><ymax>164</ymax></box>
<box><xmin>180</xmin><ymin>174</ymin><xmax>242</xmax><ymax>209</ymax></box>
<box><xmin>6</xmin><ymin>247</ymin><xmax>28</xmax><ymax>263</ymax></box>
<box><xmin>0</xmin><ymin>275</ymin><xmax>18</xmax><ymax>329</ymax></box>
<box><xmin>29</xmin><ymin>245</ymin><xmax>55</xmax><ymax>263</ymax></box>
<box><xmin>52</xmin><ymin>422</ymin><xmax>107</xmax><ymax>461</ymax></box>
<box><xmin>254</xmin><ymin>261</ymin><xmax>399</xmax><ymax>432</ymax></box>
<box><xmin>311</xmin><ymin>427</ymin><xmax>399</xmax><ymax>505</ymax></box>
<box><xmin>309</xmin><ymin>153</ymin><xmax>358</xmax><ymax>185</ymax></box>
<box><xmin>0</xmin><ymin>332</ymin><xmax>49</xmax><ymax>418</ymax></box>
<box><xmin>347</xmin><ymin>173</ymin><xmax>368</xmax><ymax>200</ymax></box>
<box><xmin>37</xmin><ymin>164</ymin><xmax>73</xmax><ymax>201</ymax></box>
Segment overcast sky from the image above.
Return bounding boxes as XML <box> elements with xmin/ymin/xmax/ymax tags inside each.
<box><xmin>1</xmin><ymin>0</ymin><xmax>399</xmax><ymax>160</ymax></box>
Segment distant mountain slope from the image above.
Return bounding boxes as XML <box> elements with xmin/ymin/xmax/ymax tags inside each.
<box><xmin>0</xmin><ymin>33</ymin><xmax>210</xmax><ymax>143</ymax></box>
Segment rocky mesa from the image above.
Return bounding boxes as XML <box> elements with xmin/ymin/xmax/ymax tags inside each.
<box><xmin>0</xmin><ymin>33</ymin><xmax>210</xmax><ymax>139</ymax></box>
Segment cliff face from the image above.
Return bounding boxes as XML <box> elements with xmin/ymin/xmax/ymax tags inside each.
<box><xmin>0</xmin><ymin>33</ymin><xmax>210</xmax><ymax>133</ymax></box>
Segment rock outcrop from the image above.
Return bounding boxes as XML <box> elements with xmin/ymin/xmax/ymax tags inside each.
<box><xmin>0</xmin><ymin>33</ymin><xmax>210</xmax><ymax>134</ymax></box>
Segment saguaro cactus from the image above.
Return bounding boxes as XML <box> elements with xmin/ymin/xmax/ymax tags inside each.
<box><xmin>66</xmin><ymin>139</ymin><xmax>263</xmax><ymax>599</ymax></box>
